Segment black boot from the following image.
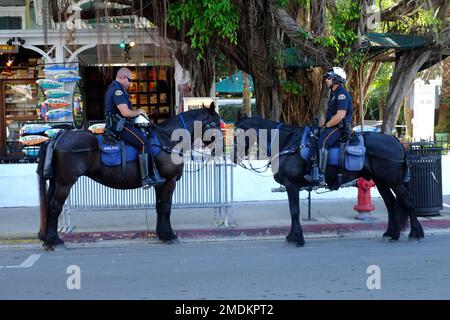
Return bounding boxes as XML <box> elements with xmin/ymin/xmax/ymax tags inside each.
<box><xmin>316</xmin><ymin>148</ymin><xmax>328</xmax><ymax>186</ymax></box>
<box><xmin>138</xmin><ymin>154</ymin><xmax>154</xmax><ymax>189</ymax></box>
<box><xmin>148</xmin><ymin>153</ymin><xmax>165</xmax><ymax>187</ymax></box>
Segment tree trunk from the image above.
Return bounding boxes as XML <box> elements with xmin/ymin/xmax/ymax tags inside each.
<box><xmin>242</xmin><ymin>71</ymin><xmax>251</xmax><ymax>116</ymax></box>
<box><xmin>382</xmin><ymin>48</ymin><xmax>432</xmax><ymax>134</ymax></box>
<box><xmin>347</xmin><ymin>62</ymin><xmax>381</xmax><ymax>126</ymax></box>
<box><xmin>175</xmin><ymin>46</ymin><xmax>215</xmax><ymax>97</ymax></box>
<box><xmin>379</xmin><ymin>94</ymin><xmax>385</xmax><ymax>122</ymax></box>
<box><xmin>436</xmin><ymin>57</ymin><xmax>449</xmax><ymax>132</ymax></box>
<box><xmin>404</xmin><ymin>103</ymin><xmax>414</xmax><ymax>139</ymax></box>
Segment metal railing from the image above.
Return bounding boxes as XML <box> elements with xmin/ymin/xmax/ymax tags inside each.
<box><xmin>60</xmin><ymin>155</ymin><xmax>235</xmax><ymax>232</ymax></box>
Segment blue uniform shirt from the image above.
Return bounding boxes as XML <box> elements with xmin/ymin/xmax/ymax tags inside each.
<box><xmin>325</xmin><ymin>85</ymin><xmax>352</xmax><ymax>125</ymax></box>
<box><xmin>104</xmin><ymin>80</ymin><xmax>131</xmax><ymax>115</ymax></box>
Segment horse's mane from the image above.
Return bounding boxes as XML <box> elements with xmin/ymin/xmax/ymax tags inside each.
<box><xmin>150</xmin><ymin>108</ymin><xmax>211</xmax><ymax>145</ymax></box>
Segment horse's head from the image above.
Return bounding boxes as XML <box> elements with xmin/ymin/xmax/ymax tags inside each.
<box><xmin>194</xmin><ymin>102</ymin><xmax>223</xmax><ymax>154</ymax></box>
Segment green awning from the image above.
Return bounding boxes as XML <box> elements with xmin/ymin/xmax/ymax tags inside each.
<box><xmin>285</xmin><ymin>33</ymin><xmax>449</xmax><ymax>71</ymax></box>
<box><xmin>215</xmin><ymin>71</ymin><xmax>254</xmax><ymax>93</ymax></box>
<box><xmin>283</xmin><ymin>47</ymin><xmax>317</xmax><ymax>69</ymax></box>
<box><xmin>361</xmin><ymin>33</ymin><xmax>426</xmax><ymax>51</ymax></box>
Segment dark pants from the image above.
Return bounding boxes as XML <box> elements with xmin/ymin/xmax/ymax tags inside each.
<box><xmin>305</xmin><ymin>126</ymin><xmax>343</xmax><ymax>174</ymax></box>
<box><xmin>115</xmin><ymin>125</ymin><xmax>151</xmax><ymax>154</ymax></box>
<box><xmin>317</xmin><ymin>126</ymin><xmax>343</xmax><ymax>150</ymax></box>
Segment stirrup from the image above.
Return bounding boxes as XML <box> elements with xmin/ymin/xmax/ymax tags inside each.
<box><xmin>148</xmin><ymin>176</ymin><xmax>165</xmax><ymax>187</ymax></box>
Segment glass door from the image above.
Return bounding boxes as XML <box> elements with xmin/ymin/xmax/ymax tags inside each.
<box><xmin>3</xmin><ymin>80</ymin><xmax>38</xmax><ymax>156</ymax></box>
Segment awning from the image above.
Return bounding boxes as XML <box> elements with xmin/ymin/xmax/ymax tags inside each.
<box><xmin>215</xmin><ymin>71</ymin><xmax>254</xmax><ymax>93</ymax></box>
<box><xmin>284</xmin><ymin>32</ymin><xmax>449</xmax><ymax>71</ymax></box>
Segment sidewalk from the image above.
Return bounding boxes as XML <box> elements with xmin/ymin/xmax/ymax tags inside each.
<box><xmin>0</xmin><ymin>196</ymin><xmax>449</xmax><ymax>244</ymax></box>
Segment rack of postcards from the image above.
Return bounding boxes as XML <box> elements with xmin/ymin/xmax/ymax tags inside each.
<box><xmin>18</xmin><ymin>64</ymin><xmax>81</xmax><ymax>158</ymax></box>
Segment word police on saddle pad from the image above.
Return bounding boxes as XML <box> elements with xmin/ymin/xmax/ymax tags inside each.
<box><xmin>96</xmin><ymin>134</ymin><xmax>161</xmax><ymax>167</ymax></box>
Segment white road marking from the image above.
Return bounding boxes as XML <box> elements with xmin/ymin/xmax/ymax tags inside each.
<box><xmin>0</xmin><ymin>254</ymin><xmax>42</xmax><ymax>269</ymax></box>
<box><xmin>443</xmin><ymin>203</ymin><xmax>450</xmax><ymax>208</ymax></box>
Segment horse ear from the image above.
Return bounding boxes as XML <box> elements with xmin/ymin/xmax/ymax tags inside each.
<box><xmin>236</xmin><ymin>110</ymin><xmax>242</xmax><ymax>122</ymax></box>
<box><xmin>202</xmin><ymin>103</ymin><xmax>205</xmax><ymax>108</ymax></box>
<box><xmin>209</xmin><ymin>102</ymin><xmax>216</xmax><ymax>113</ymax></box>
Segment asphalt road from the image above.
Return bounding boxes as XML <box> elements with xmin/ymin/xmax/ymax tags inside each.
<box><xmin>1</xmin><ymin>235</ymin><xmax>450</xmax><ymax>300</ymax></box>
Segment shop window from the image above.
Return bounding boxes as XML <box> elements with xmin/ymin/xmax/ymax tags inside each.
<box><xmin>0</xmin><ymin>17</ymin><xmax>22</xmax><ymax>30</ymax></box>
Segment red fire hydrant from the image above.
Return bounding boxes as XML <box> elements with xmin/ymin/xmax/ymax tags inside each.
<box><xmin>354</xmin><ymin>178</ymin><xmax>376</xmax><ymax>213</ymax></box>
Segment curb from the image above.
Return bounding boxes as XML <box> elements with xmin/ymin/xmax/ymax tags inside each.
<box><xmin>1</xmin><ymin>219</ymin><xmax>449</xmax><ymax>245</ymax></box>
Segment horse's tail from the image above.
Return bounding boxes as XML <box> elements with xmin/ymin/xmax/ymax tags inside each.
<box><xmin>36</xmin><ymin>140</ymin><xmax>50</xmax><ymax>240</ymax></box>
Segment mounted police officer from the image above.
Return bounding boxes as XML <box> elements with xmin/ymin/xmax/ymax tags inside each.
<box><xmin>104</xmin><ymin>67</ymin><xmax>165</xmax><ymax>189</ymax></box>
<box><xmin>304</xmin><ymin>67</ymin><xmax>353</xmax><ymax>186</ymax></box>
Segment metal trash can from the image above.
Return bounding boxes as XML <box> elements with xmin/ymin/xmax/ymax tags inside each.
<box><xmin>407</xmin><ymin>141</ymin><xmax>443</xmax><ymax>216</ymax></box>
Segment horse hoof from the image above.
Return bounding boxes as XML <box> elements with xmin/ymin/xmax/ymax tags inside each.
<box><xmin>382</xmin><ymin>236</ymin><xmax>399</xmax><ymax>242</ymax></box>
<box><xmin>408</xmin><ymin>236</ymin><xmax>421</xmax><ymax>242</ymax></box>
<box><xmin>163</xmin><ymin>239</ymin><xmax>180</xmax><ymax>244</ymax></box>
<box><xmin>43</xmin><ymin>243</ymin><xmax>55</xmax><ymax>251</ymax></box>
<box><xmin>285</xmin><ymin>239</ymin><xmax>305</xmax><ymax>247</ymax></box>
<box><xmin>53</xmin><ymin>243</ymin><xmax>69</xmax><ymax>250</ymax></box>
<box><xmin>161</xmin><ymin>238</ymin><xmax>179</xmax><ymax>245</ymax></box>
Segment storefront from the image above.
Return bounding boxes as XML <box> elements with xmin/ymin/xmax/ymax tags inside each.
<box><xmin>81</xmin><ymin>64</ymin><xmax>175</xmax><ymax>126</ymax></box>
<box><xmin>0</xmin><ymin>30</ymin><xmax>176</xmax><ymax>162</ymax></box>
<box><xmin>0</xmin><ymin>46</ymin><xmax>44</xmax><ymax>160</ymax></box>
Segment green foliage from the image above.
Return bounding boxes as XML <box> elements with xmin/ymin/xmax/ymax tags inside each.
<box><xmin>275</xmin><ymin>0</ymin><xmax>308</xmax><ymax>8</ymax></box>
<box><xmin>167</xmin><ymin>0</ymin><xmax>239</xmax><ymax>58</ymax></box>
<box><xmin>281</xmin><ymin>79</ymin><xmax>303</xmax><ymax>96</ymax></box>
<box><xmin>366</xmin><ymin>63</ymin><xmax>393</xmax><ymax>120</ymax></box>
<box><xmin>386</xmin><ymin>8</ymin><xmax>443</xmax><ymax>34</ymax></box>
<box><xmin>324</xmin><ymin>0</ymin><xmax>362</xmax><ymax>66</ymax></box>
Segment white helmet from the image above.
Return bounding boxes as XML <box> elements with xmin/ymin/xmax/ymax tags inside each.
<box><xmin>134</xmin><ymin>114</ymin><xmax>150</xmax><ymax>127</ymax></box>
<box><xmin>324</xmin><ymin>67</ymin><xmax>346</xmax><ymax>84</ymax></box>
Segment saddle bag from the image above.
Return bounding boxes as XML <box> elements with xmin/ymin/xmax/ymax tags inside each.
<box><xmin>345</xmin><ymin>138</ymin><xmax>365</xmax><ymax>171</ymax></box>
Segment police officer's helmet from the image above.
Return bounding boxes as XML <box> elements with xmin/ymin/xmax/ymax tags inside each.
<box><xmin>323</xmin><ymin>67</ymin><xmax>346</xmax><ymax>84</ymax></box>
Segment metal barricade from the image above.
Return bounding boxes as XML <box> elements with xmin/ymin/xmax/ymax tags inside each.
<box><xmin>61</xmin><ymin>156</ymin><xmax>234</xmax><ymax>232</ymax></box>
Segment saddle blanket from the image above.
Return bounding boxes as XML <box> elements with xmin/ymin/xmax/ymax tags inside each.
<box><xmin>96</xmin><ymin>131</ymin><xmax>161</xmax><ymax>167</ymax></box>
<box><xmin>299</xmin><ymin>127</ymin><xmax>366</xmax><ymax>172</ymax></box>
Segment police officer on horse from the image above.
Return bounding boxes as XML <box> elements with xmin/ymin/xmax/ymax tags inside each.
<box><xmin>304</xmin><ymin>67</ymin><xmax>353</xmax><ymax>186</ymax></box>
<box><xmin>104</xmin><ymin>67</ymin><xmax>165</xmax><ymax>189</ymax></box>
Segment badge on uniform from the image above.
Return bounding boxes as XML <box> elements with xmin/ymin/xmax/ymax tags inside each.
<box><xmin>338</xmin><ymin>94</ymin><xmax>346</xmax><ymax>100</ymax></box>
<box><xmin>115</xmin><ymin>90</ymin><xmax>123</xmax><ymax>96</ymax></box>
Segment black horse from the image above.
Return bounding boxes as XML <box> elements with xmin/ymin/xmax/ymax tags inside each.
<box><xmin>37</xmin><ymin>103</ymin><xmax>222</xmax><ymax>250</ymax></box>
<box><xmin>233</xmin><ymin>116</ymin><xmax>424</xmax><ymax>247</ymax></box>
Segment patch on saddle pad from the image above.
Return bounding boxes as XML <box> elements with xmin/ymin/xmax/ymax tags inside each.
<box><xmin>96</xmin><ymin>132</ymin><xmax>161</xmax><ymax>167</ymax></box>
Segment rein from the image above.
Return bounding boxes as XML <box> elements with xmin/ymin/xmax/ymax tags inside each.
<box><xmin>235</xmin><ymin>122</ymin><xmax>301</xmax><ymax>174</ymax></box>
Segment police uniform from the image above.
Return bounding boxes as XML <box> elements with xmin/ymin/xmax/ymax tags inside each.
<box><xmin>104</xmin><ymin>80</ymin><xmax>151</xmax><ymax>154</ymax></box>
<box><xmin>317</xmin><ymin>84</ymin><xmax>352</xmax><ymax>150</ymax></box>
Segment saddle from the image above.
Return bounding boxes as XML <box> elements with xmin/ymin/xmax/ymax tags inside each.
<box><xmin>299</xmin><ymin>126</ymin><xmax>366</xmax><ymax>172</ymax></box>
<box><xmin>96</xmin><ymin>129</ymin><xmax>161</xmax><ymax>168</ymax></box>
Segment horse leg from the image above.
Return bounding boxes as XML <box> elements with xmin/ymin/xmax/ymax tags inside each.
<box><xmin>393</xmin><ymin>184</ymin><xmax>424</xmax><ymax>241</ymax></box>
<box><xmin>154</xmin><ymin>178</ymin><xmax>178</xmax><ymax>243</ymax></box>
<box><xmin>44</xmin><ymin>181</ymin><xmax>73</xmax><ymax>250</ymax></box>
<box><xmin>38</xmin><ymin>178</ymin><xmax>55</xmax><ymax>242</ymax></box>
<box><xmin>285</xmin><ymin>186</ymin><xmax>305</xmax><ymax>247</ymax></box>
<box><xmin>375</xmin><ymin>181</ymin><xmax>400</xmax><ymax>241</ymax></box>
